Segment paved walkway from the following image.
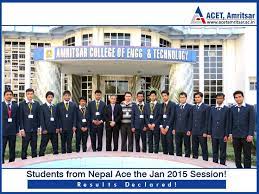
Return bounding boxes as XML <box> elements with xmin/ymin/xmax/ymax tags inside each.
<box><xmin>3</xmin><ymin>130</ymin><xmax>245</xmax><ymax>168</ymax></box>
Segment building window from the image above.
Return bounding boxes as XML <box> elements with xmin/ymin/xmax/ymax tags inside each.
<box><xmin>30</xmin><ymin>42</ymin><xmax>51</xmax><ymax>91</ymax></box>
<box><xmin>141</xmin><ymin>34</ymin><xmax>151</xmax><ymax>47</ymax></box>
<box><xmin>63</xmin><ymin>74</ymin><xmax>68</xmax><ymax>91</ymax></box>
<box><xmin>105</xmin><ymin>80</ymin><xmax>128</xmax><ymax>103</ymax></box>
<box><xmin>181</xmin><ymin>45</ymin><xmax>199</xmax><ymax>93</ymax></box>
<box><xmin>63</xmin><ymin>37</ymin><xmax>75</xmax><ymax>46</ymax></box>
<box><xmin>5</xmin><ymin>85</ymin><xmax>11</xmax><ymax>90</ymax></box>
<box><xmin>204</xmin><ymin>45</ymin><xmax>223</xmax><ymax>105</ymax></box>
<box><xmin>140</xmin><ymin>76</ymin><xmax>151</xmax><ymax>102</ymax></box>
<box><xmin>104</xmin><ymin>33</ymin><xmax>130</xmax><ymax>46</ymax></box>
<box><xmin>164</xmin><ymin>75</ymin><xmax>169</xmax><ymax>91</ymax></box>
<box><xmin>19</xmin><ymin>85</ymin><xmax>25</xmax><ymax>90</ymax></box>
<box><xmin>81</xmin><ymin>76</ymin><xmax>92</xmax><ymax>102</ymax></box>
<box><xmin>159</xmin><ymin>38</ymin><xmax>171</xmax><ymax>47</ymax></box>
<box><xmin>82</xmin><ymin>34</ymin><xmax>93</xmax><ymax>46</ymax></box>
<box><xmin>4</xmin><ymin>41</ymin><xmax>26</xmax><ymax>102</ymax></box>
<box><xmin>249</xmin><ymin>77</ymin><xmax>256</xmax><ymax>90</ymax></box>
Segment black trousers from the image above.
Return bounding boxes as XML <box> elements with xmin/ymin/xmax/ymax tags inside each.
<box><xmin>75</xmin><ymin>129</ymin><xmax>89</xmax><ymax>152</ymax></box>
<box><xmin>192</xmin><ymin>135</ymin><xmax>208</xmax><ymax>161</ymax></box>
<box><xmin>233</xmin><ymin>137</ymin><xmax>252</xmax><ymax>168</ymax></box>
<box><xmin>135</xmin><ymin>129</ymin><xmax>147</xmax><ymax>152</ymax></box>
<box><xmin>2</xmin><ymin>135</ymin><xmax>16</xmax><ymax>163</ymax></box>
<box><xmin>106</xmin><ymin>124</ymin><xmax>119</xmax><ymax>151</ymax></box>
<box><xmin>90</xmin><ymin>125</ymin><xmax>104</xmax><ymax>151</ymax></box>
<box><xmin>39</xmin><ymin>132</ymin><xmax>58</xmax><ymax>156</ymax></box>
<box><xmin>21</xmin><ymin>131</ymin><xmax>38</xmax><ymax>159</ymax></box>
<box><xmin>161</xmin><ymin>130</ymin><xmax>174</xmax><ymax>155</ymax></box>
<box><xmin>121</xmin><ymin>123</ymin><xmax>133</xmax><ymax>152</ymax></box>
<box><xmin>147</xmin><ymin>129</ymin><xmax>160</xmax><ymax>153</ymax></box>
<box><xmin>60</xmin><ymin>130</ymin><xmax>73</xmax><ymax>153</ymax></box>
<box><xmin>175</xmin><ymin>132</ymin><xmax>191</xmax><ymax>157</ymax></box>
<box><xmin>212</xmin><ymin>138</ymin><xmax>227</xmax><ymax>165</ymax></box>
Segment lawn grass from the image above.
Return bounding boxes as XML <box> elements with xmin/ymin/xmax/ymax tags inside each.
<box><xmin>4</xmin><ymin>135</ymin><xmax>256</xmax><ymax>166</ymax></box>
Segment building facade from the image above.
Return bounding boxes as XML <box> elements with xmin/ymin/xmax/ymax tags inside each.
<box><xmin>2</xmin><ymin>26</ymin><xmax>257</xmax><ymax>105</ymax></box>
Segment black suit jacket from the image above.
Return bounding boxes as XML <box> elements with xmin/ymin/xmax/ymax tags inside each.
<box><xmin>56</xmin><ymin>101</ymin><xmax>77</xmax><ymax>130</ymax></box>
<box><xmin>77</xmin><ymin>106</ymin><xmax>90</xmax><ymax>129</ymax></box>
<box><xmin>174</xmin><ymin>103</ymin><xmax>192</xmax><ymax>133</ymax></box>
<box><xmin>159</xmin><ymin>100</ymin><xmax>176</xmax><ymax>131</ymax></box>
<box><xmin>19</xmin><ymin>100</ymin><xmax>40</xmax><ymax>132</ymax></box>
<box><xmin>40</xmin><ymin>103</ymin><xmax>58</xmax><ymax>133</ymax></box>
<box><xmin>88</xmin><ymin>100</ymin><xmax>106</xmax><ymax>128</ymax></box>
<box><xmin>190</xmin><ymin>103</ymin><xmax>210</xmax><ymax>135</ymax></box>
<box><xmin>105</xmin><ymin>104</ymin><xmax>122</xmax><ymax>126</ymax></box>
<box><xmin>2</xmin><ymin>101</ymin><xmax>19</xmax><ymax>136</ymax></box>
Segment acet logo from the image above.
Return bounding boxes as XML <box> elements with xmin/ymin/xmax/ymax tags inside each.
<box><xmin>191</xmin><ymin>6</ymin><xmax>206</xmax><ymax>24</ymax></box>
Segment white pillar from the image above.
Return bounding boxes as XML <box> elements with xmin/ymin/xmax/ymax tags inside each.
<box><xmin>169</xmin><ymin>63</ymin><xmax>193</xmax><ymax>103</ymax></box>
<box><xmin>35</xmin><ymin>61</ymin><xmax>61</xmax><ymax>104</ymax></box>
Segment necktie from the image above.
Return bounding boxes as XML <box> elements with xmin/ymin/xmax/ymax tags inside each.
<box><xmin>49</xmin><ymin>105</ymin><xmax>53</xmax><ymax>116</ymax></box>
<box><xmin>197</xmin><ymin>105</ymin><xmax>200</xmax><ymax>110</ymax></box>
<box><xmin>8</xmin><ymin>103</ymin><xmax>11</xmax><ymax>111</ymax></box>
<box><xmin>150</xmin><ymin>103</ymin><xmax>154</xmax><ymax>114</ymax></box>
<box><xmin>164</xmin><ymin>103</ymin><xmax>167</xmax><ymax>113</ymax></box>
<box><xmin>217</xmin><ymin>107</ymin><xmax>221</xmax><ymax>111</ymax></box>
<box><xmin>111</xmin><ymin>105</ymin><xmax>114</xmax><ymax>121</ymax></box>
<box><xmin>64</xmin><ymin>102</ymin><xmax>69</xmax><ymax>111</ymax></box>
<box><xmin>81</xmin><ymin>107</ymin><xmax>85</xmax><ymax>115</ymax></box>
<box><xmin>138</xmin><ymin>104</ymin><xmax>143</xmax><ymax>113</ymax></box>
<box><xmin>7</xmin><ymin>103</ymin><xmax>11</xmax><ymax>118</ymax></box>
<box><xmin>96</xmin><ymin>101</ymin><xmax>99</xmax><ymax>111</ymax></box>
<box><xmin>180</xmin><ymin>105</ymin><xmax>184</xmax><ymax>110</ymax></box>
<box><xmin>238</xmin><ymin>107</ymin><xmax>241</xmax><ymax>112</ymax></box>
<box><xmin>28</xmin><ymin>103</ymin><xmax>32</xmax><ymax>114</ymax></box>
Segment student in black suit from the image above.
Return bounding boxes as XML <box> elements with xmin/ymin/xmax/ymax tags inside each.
<box><xmin>76</xmin><ymin>96</ymin><xmax>89</xmax><ymax>152</ymax></box>
<box><xmin>2</xmin><ymin>89</ymin><xmax>19</xmax><ymax>163</ymax></box>
<box><xmin>229</xmin><ymin>90</ymin><xmax>256</xmax><ymax>168</ymax></box>
<box><xmin>208</xmin><ymin>93</ymin><xmax>229</xmax><ymax>165</ymax></box>
<box><xmin>19</xmin><ymin>88</ymin><xmax>40</xmax><ymax>159</ymax></box>
<box><xmin>159</xmin><ymin>90</ymin><xmax>176</xmax><ymax>155</ymax></box>
<box><xmin>190</xmin><ymin>92</ymin><xmax>210</xmax><ymax>161</ymax></box>
<box><xmin>173</xmin><ymin>92</ymin><xmax>192</xmax><ymax>157</ymax></box>
<box><xmin>131</xmin><ymin>91</ymin><xmax>147</xmax><ymax>152</ymax></box>
<box><xmin>144</xmin><ymin>90</ymin><xmax>161</xmax><ymax>153</ymax></box>
<box><xmin>56</xmin><ymin>90</ymin><xmax>77</xmax><ymax>154</ymax></box>
<box><xmin>39</xmin><ymin>91</ymin><xmax>59</xmax><ymax>156</ymax></box>
<box><xmin>88</xmin><ymin>90</ymin><xmax>106</xmax><ymax>151</ymax></box>
<box><xmin>105</xmin><ymin>95</ymin><xmax>122</xmax><ymax>151</ymax></box>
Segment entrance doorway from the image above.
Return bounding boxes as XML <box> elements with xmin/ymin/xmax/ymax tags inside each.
<box><xmin>105</xmin><ymin>80</ymin><xmax>128</xmax><ymax>104</ymax></box>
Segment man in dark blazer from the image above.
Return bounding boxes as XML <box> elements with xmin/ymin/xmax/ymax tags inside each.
<box><xmin>56</xmin><ymin>90</ymin><xmax>77</xmax><ymax>154</ymax></box>
<box><xmin>88</xmin><ymin>90</ymin><xmax>106</xmax><ymax>151</ymax></box>
<box><xmin>76</xmin><ymin>96</ymin><xmax>89</xmax><ymax>152</ymax></box>
<box><xmin>39</xmin><ymin>91</ymin><xmax>59</xmax><ymax>156</ymax></box>
<box><xmin>105</xmin><ymin>95</ymin><xmax>122</xmax><ymax>151</ymax></box>
<box><xmin>19</xmin><ymin>88</ymin><xmax>40</xmax><ymax>159</ymax></box>
<box><xmin>173</xmin><ymin>92</ymin><xmax>192</xmax><ymax>157</ymax></box>
<box><xmin>229</xmin><ymin>90</ymin><xmax>255</xmax><ymax>168</ymax></box>
<box><xmin>208</xmin><ymin>93</ymin><xmax>229</xmax><ymax>165</ymax></box>
<box><xmin>2</xmin><ymin>89</ymin><xmax>19</xmax><ymax>163</ymax></box>
<box><xmin>159</xmin><ymin>90</ymin><xmax>176</xmax><ymax>155</ymax></box>
<box><xmin>190</xmin><ymin>92</ymin><xmax>210</xmax><ymax>161</ymax></box>
<box><xmin>144</xmin><ymin>90</ymin><xmax>161</xmax><ymax>153</ymax></box>
<box><xmin>131</xmin><ymin>91</ymin><xmax>147</xmax><ymax>152</ymax></box>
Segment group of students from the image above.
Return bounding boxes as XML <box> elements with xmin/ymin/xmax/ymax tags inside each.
<box><xmin>2</xmin><ymin>88</ymin><xmax>256</xmax><ymax>168</ymax></box>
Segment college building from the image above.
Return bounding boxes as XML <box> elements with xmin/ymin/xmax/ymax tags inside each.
<box><xmin>2</xmin><ymin>26</ymin><xmax>257</xmax><ymax>105</ymax></box>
